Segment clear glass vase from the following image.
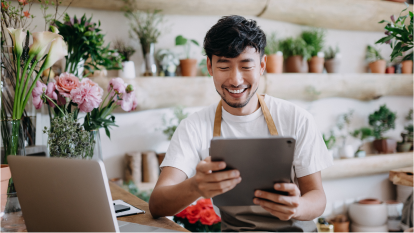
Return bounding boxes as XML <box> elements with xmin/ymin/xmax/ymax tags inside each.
<box><xmin>142</xmin><ymin>42</ymin><xmax>157</xmax><ymax>76</ymax></box>
<box><xmin>86</xmin><ymin>130</ymin><xmax>103</xmax><ymax>161</ymax></box>
<box><xmin>1</xmin><ymin>119</ymin><xmax>26</xmax><ymax>164</ymax></box>
<box><xmin>0</xmin><ymin>193</ymin><xmax>26</xmax><ymax>232</ymax></box>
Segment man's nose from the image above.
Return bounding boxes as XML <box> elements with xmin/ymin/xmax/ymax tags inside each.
<box><xmin>228</xmin><ymin>68</ymin><xmax>243</xmax><ymax>87</ymax></box>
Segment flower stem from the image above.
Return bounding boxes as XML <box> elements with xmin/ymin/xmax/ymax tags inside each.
<box><xmin>12</xmin><ymin>55</ymin><xmax>21</xmax><ymax>119</ymax></box>
<box><xmin>43</xmin><ymin>94</ymin><xmax>66</xmax><ymax>116</ymax></box>
<box><xmin>100</xmin><ymin>86</ymin><xmax>113</xmax><ymax>110</ymax></box>
<box><xmin>19</xmin><ymin>58</ymin><xmax>38</xmax><ymax>117</ymax></box>
<box><xmin>20</xmin><ymin>65</ymin><xmax>46</xmax><ymax>117</ymax></box>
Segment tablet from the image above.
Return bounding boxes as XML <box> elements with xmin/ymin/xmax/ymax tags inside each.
<box><xmin>210</xmin><ymin>136</ymin><xmax>295</xmax><ymax>206</ymax></box>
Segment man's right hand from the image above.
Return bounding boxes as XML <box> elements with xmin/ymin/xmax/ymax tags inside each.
<box><xmin>191</xmin><ymin>156</ymin><xmax>242</xmax><ymax>198</ymax></box>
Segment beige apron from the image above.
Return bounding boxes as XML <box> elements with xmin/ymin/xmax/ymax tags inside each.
<box><xmin>213</xmin><ymin>94</ymin><xmax>317</xmax><ymax>232</ymax></box>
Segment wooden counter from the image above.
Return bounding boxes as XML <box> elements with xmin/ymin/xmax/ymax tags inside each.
<box><xmin>109</xmin><ymin>182</ymin><xmax>188</xmax><ymax>232</ymax></box>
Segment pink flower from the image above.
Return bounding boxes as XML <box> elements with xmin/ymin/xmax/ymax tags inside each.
<box><xmin>32</xmin><ymin>81</ymin><xmax>46</xmax><ymax>109</ymax></box>
<box><xmin>45</xmin><ymin>81</ymin><xmax>58</xmax><ymax>108</ymax></box>
<box><xmin>55</xmin><ymin>72</ymin><xmax>80</xmax><ymax>98</ymax></box>
<box><xmin>70</xmin><ymin>82</ymin><xmax>103</xmax><ymax>113</ymax></box>
<box><xmin>81</xmin><ymin>78</ymin><xmax>103</xmax><ymax>97</ymax></box>
<box><xmin>108</xmin><ymin>77</ymin><xmax>126</xmax><ymax>96</ymax></box>
<box><xmin>117</xmin><ymin>90</ymin><xmax>136</xmax><ymax>112</ymax></box>
<box><xmin>130</xmin><ymin>98</ymin><xmax>138</xmax><ymax>111</ymax></box>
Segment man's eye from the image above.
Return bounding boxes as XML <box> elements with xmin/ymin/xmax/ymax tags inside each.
<box><xmin>243</xmin><ymin>67</ymin><xmax>252</xmax><ymax>69</ymax></box>
<box><xmin>218</xmin><ymin>67</ymin><xmax>228</xmax><ymax>70</ymax></box>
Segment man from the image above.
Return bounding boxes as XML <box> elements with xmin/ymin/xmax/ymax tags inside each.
<box><xmin>149</xmin><ymin>15</ymin><xmax>333</xmax><ymax>232</ymax></box>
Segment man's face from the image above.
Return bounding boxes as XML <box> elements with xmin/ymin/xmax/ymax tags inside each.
<box><xmin>207</xmin><ymin>46</ymin><xmax>266</xmax><ymax>108</ymax></box>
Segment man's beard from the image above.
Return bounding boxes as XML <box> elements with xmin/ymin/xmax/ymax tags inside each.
<box><xmin>216</xmin><ymin>86</ymin><xmax>258</xmax><ymax>108</ymax></box>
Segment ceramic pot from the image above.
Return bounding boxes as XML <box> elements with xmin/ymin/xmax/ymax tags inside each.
<box><xmin>332</xmin><ymin>221</ymin><xmax>350</xmax><ymax>232</ymax></box>
<box><xmin>119</xmin><ymin>61</ymin><xmax>136</xmax><ymax>79</ymax></box>
<box><xmin>386</xmin><ymin>66</ymin><xmax>395</xmax><ymax>74</ymax></box>
<box><xmin>369</xmin><ymin>60</ymin><xmax>386</xmax><ymax>73</ymax></box>
<box><xmin>308</xmin><ymin>56</ymin><xmax>325</xmax><ymax>73</ymax></box>
<box><xmin>351</xmin><ymin>223</ymin><xmax>388</xmax><ymax>232</ymax></box>
<box><xmin>386</xmin><ymin>200</ymin><xmax>403</xmax><ymax>232</ymax></box>
<box><xmin>324</xmin><ymin>58</ymin><xmax>340</xmax><ymax>73</ymax></box>
<box><xmin>266</xmin><ymin>53</ymin><xmax>283</xmax><ymax>73</ymax></box>
<box><xmin>359</xmin><ymin>198</ymin><xmax>382</xmax><ymax>205</ymax></box>
<box><xmin>285</xmin><ymin>55</ymin><xmax>308</xmax><ymax>73</ymax></box>
<box><xmin>397</xmin><ymin>142</ymin><xmax>413</xmax><ymax>152</ymax></box>
<box><xmin>339</xmin><ymin>145</ymin><xmax>354</xmax><ymax>158</ymax></box>
<box><xmin>401</xmin><ymin>60</ymin><xmax>413</xmax><ymax>74</ymax></box>
<box><xmin>179</xmin><ymin>59</ymin><xmax>197</xmax><ymax>77</ymax></box>
<box><xmin>1</xmin><ymin>165</ymin><xmax>11</xmax><ymax>212</ymax></box>
<box><xmin>349</xmin><ymin>202</ymin><xmax>388</xmax><ymax>226</ymax></box>
<box><xmin>373</xmin><ymin>139</ymin><xmax>397</xmax><ymax>154</ymax></box>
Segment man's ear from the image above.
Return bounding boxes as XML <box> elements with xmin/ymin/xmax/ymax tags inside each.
<box><xmin>207</xmin><ymin>56</ymin><xmax>213</xmax><ymax>77</ymax></box>
<box><xmin>260</xmin><ymin>54</ymin><xmax>267</xmax><ymax>75</ymax></box>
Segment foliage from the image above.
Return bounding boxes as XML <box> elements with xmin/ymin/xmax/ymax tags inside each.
<box><xmin>404</xmin><ymin>109</ymin><xmax>413</xmax><ymax>142</ymax></box>
<box><xmin>174</xmin><ymin>199</ymin><xmax>221</xmax><ymax>232</ymax></box>
<box><xmin>162</xmin><ymin>106</ymin><xmax>189</xmax><ymax>140</ymax></box>
<box><xmin>54</xmin><ymin>13</ymin><xmax>122</xmax><ymax>77</ymax></box>
<box><xmin>365</xmin><ymin>45</ymin><xmax>384</xmax><ymax>63</ymax></box>
<box><xmin>336</xmin><ymin>110</ymin><xmax>354</xmax><ymax>146</ymax></box>
<box><xmin>199</xmin><ymin>59</ymin><xmax>211</xmax><ymax>77</ymax></box>
<box><xmin>324</xmin><ymin>46</ymin><xmax>340</xmax><ymax>60</ymax></box>
<box><xmin>323</xmin><ymin>131</ymin><xmax>336</xmax><ymax>150</ymax></box>
<box><xmin>43</xmin><ymin>112</ymin><xmax>92</xmax><ymax>158</ymax></box>
<box><xmin>301</xmin><ymin>29</ymin><xmax>325</xmax><ymax>58</ymax></box>
<box><xmin>368</xmin><ymin>105</ymin><xmax>396</xmax><ymax>140</ymax></box>
<box><xmin>176</xmin><ymin>35</ymin><xmax>200</xmax><ymax>59</ymax></box>
<box><xmin>113</xmin><ymin>39</ymin><xmax>136</xmax><ymax>62</ymax></box>
<box><xmin>350</xmin><ymin>127</ymin><xmax>373</xmax><ymax>151</ymax></box>
<box><xmin>375</xmin><ymin>3</ymin><xmax>413</xmax><ymax>61</ymax></box>
<box><xmin>279</xmin><ymin>37</ymin><xmax>311</xmax><ymax>60</ymax></box>
<box><xmin>265</xmin><ymin>32</ymin><xmax>280</xmax><ymax>55</ymax></box>
<box><xmin>38</xmin><ymin>0</ymin><xmax>73</xmax><ymax>31</ymax></box>
<box><xmin>124</xmin><ymin>180</ymin><xmax>151</xmax><ymax>203</ymax></box>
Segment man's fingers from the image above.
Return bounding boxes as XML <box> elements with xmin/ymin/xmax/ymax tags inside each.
<box><xmin>261</xmin><ymin>206</ymin><xmax>292</xmax><ymax>221</ymax></box>
<box><xmin>254</xmin><ymin>191</ymin><xmax>299</xmax><ymax>207</ymax></box>
<box><xmin>203</xmin><ymin>179</ymin><xmax>241</xmax><ymax>198</ymax></box>
<box><xmin>201</xmin><ymin>177</ymin><xmax>241</xmax><ymax>191</ymax></box>
<box><xmin>254</xmin><ymin>198</ymin><xmax>297</xmax><ymax>215</ymax></box>
<box><xmin>203</xmin><ymin>170</ymin><xmax>240</xmax><ymax>182</ymax></box>
<box><xmin>274</xmin><ymin>183</ymin><xmax>300</xmax><ymax>196</ymax></box>
<box><xmin>197</xmin><ymin>160</ymin><xmax>226</xmax><ymax>173</ymax></box>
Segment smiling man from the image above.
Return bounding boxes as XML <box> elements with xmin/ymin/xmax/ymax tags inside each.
<box><xmin>149</xmin><ymin>15</ymin><xmax>333</xmax><ymax>232</ymax></box>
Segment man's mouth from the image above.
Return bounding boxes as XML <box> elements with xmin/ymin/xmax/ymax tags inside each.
<box><xmin>226</xmin><ymin>88</ymin><xmax>247</xmax><ymax>94</ymax></box>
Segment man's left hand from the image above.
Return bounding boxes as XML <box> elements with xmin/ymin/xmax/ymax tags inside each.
<box><xmin>253</xmin><ymin>183</ymin><xmax>301</xmax><ymax>221</ymax></box>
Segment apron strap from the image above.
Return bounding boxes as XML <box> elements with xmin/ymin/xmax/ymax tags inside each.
<box><xmin>213</xmin><ymin>94</ymin><xmax>278</xmax><ymax>137</ymax></box>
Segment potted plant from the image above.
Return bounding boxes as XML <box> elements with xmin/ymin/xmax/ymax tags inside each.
<box><xmin>175</xmin><ymin>35</ymin><xmax>200</xmax><ymax>77</ymax></box>
<box><xmin>301</xmin><ymin>29</ymin><xmax>326</xmax><ymax>73</ymax></box>
<box><xmin>350</xmin><ymin>127</ymin><xmax>373</xmax><ymax>157</ymax></box>
<box><xmin>265</xmin><ymin>32</ymin><xmax>283</xmax><ymax>73</ymax></box>
<box><xmin>336</xmin><ymin>110</ymin><xmax>355</xmax><ymax>158</ymax></box>
<box><xmin>324</xmin><ymin>46</ymin><xmax>341</xmax><ymax>73</ymax></box>
<box><xmin>366</xmin><ymin>45</ymin><xmax>386</xmax><ymax>73</ymax></box>
<box><xmin>323</xmin><ymin>131</ymin><xmax>336</xmax><ymax>158</ymax></box>
<box><xmin>398</xmin><ymin>109</ymin><xmax>413</xmax><ymax>152</ymax></box>
<box><xmin>279</xmin><ymin>37</ymin><xmax>311</xmax><ymax>73</ymax></box>
<box><xmin>114</xmin><ymin>39</ymin><xmax>136</xmax><ymax>79</ymax></box>
<box><xmin>368</xmin><ymin>105</ymin><xmax>397</xmax><ymax>153</ymax></box>
<box><xmin>156</xmin><ymin>49</ymin><xmax>179</xmax><ymax>77</ymax></box>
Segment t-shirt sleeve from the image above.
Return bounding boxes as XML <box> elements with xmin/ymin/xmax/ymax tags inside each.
<box><xmin>160</xmin><ymin>118</ymin><xmax>201</xmax><ymax>179</ymax></box>
<box><xmin>293</xmin><ymin>112</ymin><xmax>333</xmax><ymax>178</ymax></box>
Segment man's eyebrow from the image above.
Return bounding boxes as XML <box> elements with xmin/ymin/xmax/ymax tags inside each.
<box><xmin>216</xmin><ymin>58</ymin><xmax>230</xmax><ymax>63</ymax></box>
<box><xmin>240</xmin><ymin>58</ymin><xmax>254</xmax><ymax>62</ymax></box>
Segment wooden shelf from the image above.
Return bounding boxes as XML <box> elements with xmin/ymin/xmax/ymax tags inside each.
<box><xmin>389</xmin><ymin>166</ymin><xmax>413</xmax><ymax>187</ymax></box>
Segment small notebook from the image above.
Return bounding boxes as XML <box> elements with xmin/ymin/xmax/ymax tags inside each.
<box><xmin>113</xmin><ymin>199</ymin><xmax>145</xmax><ymax>217</ymax></box>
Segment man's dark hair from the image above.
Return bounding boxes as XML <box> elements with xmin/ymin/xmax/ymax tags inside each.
<box><xmin>203</xmin><ymin>15</ymin><xmax>266</xmax><ymax>62</ymax></box>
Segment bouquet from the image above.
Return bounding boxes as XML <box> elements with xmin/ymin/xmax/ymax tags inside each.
<box><xmin>174</xmin><ymin>199</ymin><xmax>221</xmax><ymax>232</ymax></box>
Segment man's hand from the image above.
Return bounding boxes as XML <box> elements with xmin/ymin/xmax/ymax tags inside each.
<box><xmin>253</xmin><ymin>183</ymin><xmax>301</xmax><ymax>221</ymax></box>
<box><xmin>191</xmin><ymin>156</ymin><xmax>241</xmax><ymax>198</ymax></box>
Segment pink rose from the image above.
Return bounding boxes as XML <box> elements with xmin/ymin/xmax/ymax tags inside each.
<box><xmin>55</xmin><ymin>72</ymin><xmax>80</xmax><ymax>98</ymax></box>
<box><xmin>70</xmin><ymin>82</ymin><xmax>102</xmax><ymax>113</ymax></box>
<box><xmin>32</xmin><ymin>81</ymin><xmax>46</xmax><ymax>109</ymax></box>
<box><xmin>108</xmin><ymin>77</ymin><xmax>126</xmax><ymax>96</ymax></box>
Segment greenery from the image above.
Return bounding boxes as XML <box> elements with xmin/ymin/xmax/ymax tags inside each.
<box><xmin>323</xmin><ymin>131</ymin><xmax>336</xmax><ymax>150</ymax></box>
<box><xmin>350</xmin><ymin>127</ymin><xmax>373</xmax><ymax>152</ymax></box>
<box><xmin>279</xmin><ymin>37</ymin><xmax>311</xmax><ymax>60</ymax></box>
<box><xmin>162</xmin><ymin>106</ymin><xmax>189</xmax><ymax>140</ymax></box>
<box><xmin>124</xmin><ymin>180</ymin><xmax>151</xmax><ymax>202</ymax></box>
<box><xmin>368</xmin><ymin>105</ymin><xmax>396</xmax><ymax>140</ymax></box>
<box><xmin>375</xmin><ymin>3</ymin><xmax>413</xmax><ymax>61</ymax></box>
<box><xmin>405</xmin><ymin>109</ymin><xmax>413</xmax><ymax>142</ymax></box>
<box><xmin>336</xmin><ymin>110</ymin><xmax>354</xmax><ymax>146</ymax></box>
<box><xmin>265</xmin><ymin>32</ymin><xmax>280</xmax><ymax>55</ymax></box>
<box><xmin>301</xmin><ymin>29</ymin><xmax>325</xmax><ymax>58</ymax></box>
<box><xmin>54</xmin><ymin>14</ymin><xmax>122</xmax><ymax>77</ymax></box>
<box><xmin>365</xmin><ymin>45</ymin><xmax>384</xmax><ymax>63</ymax></box>
<box><xmin>113</xmin><ymin>39</ymin><xmax>136</xmax><ymax>62</ymax></box>
<box><xmin>176</xmin><ymin>35</ymin><xmax>199</xmax><ymax>59</ymax></box>
<box><xmin>324</xmin><ymin>46</ymin><xmax>340</xmax><ymax>60</ymax></box>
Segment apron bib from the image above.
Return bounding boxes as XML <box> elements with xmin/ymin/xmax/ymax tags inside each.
<box><xmin>212</xmin><ymin>94</ymin><xmax>317</xmax><ymax>232</ymax></box>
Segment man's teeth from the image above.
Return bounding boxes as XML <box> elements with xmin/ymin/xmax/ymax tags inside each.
<box><xmin>228</xmin><ymin>89</ymin><xmax>245</xmax><ymax>94</ymax></box>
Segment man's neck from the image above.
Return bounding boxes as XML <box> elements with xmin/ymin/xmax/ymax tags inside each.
<box><xmin>221</xmin><ymin>94</ymin><xmax>261</xmax><ymax>116</ymax></box>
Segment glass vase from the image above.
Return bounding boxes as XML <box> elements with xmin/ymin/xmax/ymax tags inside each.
<box><xmin>141</xmin><ymin>43</ymin><xmax>157</xmax><ymax>76</ymax></box>
<box><xmin>86</xmin><ymin>130</ymin><xmax>103</xmax><ymax>161</ymax></box>
<box><xmin>0</xmin><ymin>193</ymin><xmax>26</xmax><ymax>232</ymax></box>
<box><xmin>1</xmin><ymin>119</ymin><xmax>26</xmax><ymax>164</ymax></box>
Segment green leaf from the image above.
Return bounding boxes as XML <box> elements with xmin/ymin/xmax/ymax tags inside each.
<box><xmin>375</xmin><ymin>35</ymin><xmax>393</xmax><ymax>44</ymax></box>
<box><xmin>190</xmin><ymin>39</ymin><xmax>199</xmax><ymax>46</ymax></box>
<box><xmin>104</xmin><ymin>126</ymin><xmax>111</xmax><ymax>139</ymax></box>
<box><xmin>175</xmin><ymin>35</ymin><xmax>187</xmax><ymax>46</ymax></box>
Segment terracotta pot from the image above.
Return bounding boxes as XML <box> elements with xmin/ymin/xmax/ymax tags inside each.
<box><xmin>359</xmin><ymin>198</ymin><xmax>382</xmax><ymax>205</ymax></box>
<box><xmin>401</xmin><ymin>60</ymin><xmax>413</xmax><ymax>74</ymax></box>
<box><xmin>369</xmin><ymin>60</ymin><xmax>386</xmax><ymax>73</ymax></box>
<box><xmin>332</xmin><ymin>221</ymin><xmax>350</xmax><ymax>232</ymax></box>
<box><xmin>324</xmin><ymin>58</ymin><xmax>340</xmax><ymax>73</ymax></box>
<box><xmin>1</xmin><ymin>165</ymin><xmax>11</xmax><ymax>212</ymax></box>
<box><xmin>386</xmin><ymin>66</ymin><xmax>395</xmax><ymax>74</ymax></box>
<box><xmin>179</xmin><ymin>59</ymin><xmax>197</xmax><ymax>77</ymax></box>
<box><xmin>308</xmin><ymin>56</ymin><xmax>325</xmax><ymax>73</ymax></box>
<box><xmin>266</xmin><ymin>54</ymin><xmax>283</xmax><ymax>73</ymax></box>
<box><xmin>373</xmin><ymin>138</ymin><xmax>397</xmax><ymax>154</ymax></box>
<box><xmin>285</xmin><ymin>55</ymin><xmax>308</xmax><ymax>73</ymax></box>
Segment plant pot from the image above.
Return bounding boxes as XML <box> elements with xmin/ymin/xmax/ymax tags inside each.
<box><xmin>401</xmin><ymin>60</ymin><xmax>413</xmax><ymax>74</ymax></box>
<box><xmin>397</xmin><ymin>142</ymin><xmax>413</xmax><ymax>152</ymax></box>
<box><xmin>119</xmin><ymin>61</ymin><xmax>136</xmax><ymax>79</ymax></box>
<box><xmin>308</xmin><ymin>56</ymin><xmax>325</xmax><ymax>73</ymax></box>
<box><xmin>324</xmin><ymin>58</ymin><xmax>340</xmax><ymax>73</ymax></box>
<box><xmin>386</xmin><ymin>66</ymin><xmax>396</xmax><ymax>74</ymax></box>
<box><xmin>266</xmin><ymin>53</ymin><xmax>283</xmax><ymax>73</ymax></box>
<box><xmin>179</xmin><ymin>59</ymin><xmax>197</xmax><ymax>77</ymax></box>
<box><xmin>349</xmin><ymin>202</ymin><xmax>388</xmax><ymax>227</ymax></box>
<box><xmin>373</xmin><ymin>138</ymin><xmax>397</xmax><ymax>154</ymax></box>
<box><xmin>1</xmin><ymin>165</ymin><xmax>11</xmax><ymax>212</ymax></box>
<box><xmin>285</xmin><ymin>55</ymin><xmax>308</xmax><ymax>73</ymax></box>
<box><xmin>338</xmin><ymin>145</ymin><xmax>354</xmax><ymax>158</ymax></box>
<box><xmin>332</xmin><ymin>221</ymin><xmax>350</xmax><ymax>232</ymax></box>
<box><xmin>369</xmin><ymin>60</ymin><xmax>386</xmax><ymax>73</ymax></box>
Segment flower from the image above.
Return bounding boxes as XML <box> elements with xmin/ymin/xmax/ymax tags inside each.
<box><xmin>70</xmin><ymin>82</ymin><xmax>103</xmax><ymax>113</ymax></box>
<box><xmin>7</xmin><ymin>28</ymin><xmax>25</xmax><ymax>57</ymax></box>
<box><xmin>200</xmin><ymin>208</ymin><xmax>218</xmax><ymax>226</ymax></box>
<box><xmin>29</xmin><ymin>31</ymin><xmax>61</xmax><ymax>61</ymax></box>
<box><xmin>108</xmin><ymin>78</ymin><xmax>126</xmax><ymax>96</ymax></box>
<box><xmin>80</xmin><ymin>78</ymin><xmax>104</xmax><ymax>98</ymax></box>
<box><xmin>130</xmin><ymin>98</ymin><xmax>138</xmax><ymax>111</ymax></box>
<box><xmin>17</xmin><ymin>0</ymin><xmax>28</xmax><ymax>5</ymax></box>
<box><xmin>32</xmin><ymin>81</ymin><xmax>46</xmax><ymax>109</ymax></box>
<box><xmin>55</xmin><ymin>72</ymin><xmax>80</xmax><ymax>98</ymax></box>
<box><xmin>117</xmin><ymin>90</ymin><xmax>136</xmax><ymax>112</ymax></box>
<box><xmin>42</xmin><ymin>36</ymin><xmax>68</xmax><ymax>70</ymax></box>
<box><xmin>390</xmin><ymin>15</ymin><xmax>396</xmax><ymax>23</ymax></box>
<box><xmin>175</xmin><ymin>208</ymin><xmax>188</xmax><ymax>218</ymax></box>
<box><xmin>185</xmin><ymin>205</ymin><xmax>201</xmax><ymax>224</ymax></box>
<box><xmin>45</xmin><ymin>81</ymin><xmax>58</xmax><ymax>108</ymax></box>
<box><xmin>2</xmin><ymin>2</ymin><xmax>9</xmax><ymax>10</ymax></box>
<box><xmin>23</xmin><ymin>11</ymin><xmax>30</xmax><ymax>18</ymax></box>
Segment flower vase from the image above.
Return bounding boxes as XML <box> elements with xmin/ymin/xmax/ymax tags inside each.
<box><xmin>87</xmin><ymin>130</ymin><xmax>103</xmax><ymax>161</ymax></box>
<box><xmin>1</xmin><ymin>119</ymin><xmax>26</xmax><ymax>163</ymax></box>
<box><xmin>141</xmin><ymin>43</ymin><xmax>157</xmax><ymax>77</ymax></box>
<box><xmin>0</xmin><ymin>193</ymin><xmax>26</xmax><ymax>232</ymax></box>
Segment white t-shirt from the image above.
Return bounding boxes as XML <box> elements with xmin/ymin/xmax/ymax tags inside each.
<box><xmin>161</xmin><ymin>94</ymin><xmax>333</xmax><ymax>184</ymax></box>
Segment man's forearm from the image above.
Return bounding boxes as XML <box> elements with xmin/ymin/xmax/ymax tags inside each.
<box><xmin>149</xmin><ymin>177</ymin><xmax>201</xmax><ymax>218</ymax></box>
<box><xmin>294</xmin><ymin>189</ymin><xmax>326</xmax><ymax>221</ymax></box>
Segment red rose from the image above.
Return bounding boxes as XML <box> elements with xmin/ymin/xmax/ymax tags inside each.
<box><xmin>200</xmin><ymin>208</ymin><xmax>218</xmax><ymax>225</ymax></box>
<box><xmin>214</xmin><ymin>214</ymin><xmax>221</xmax><ymax>224</ymax></box>
<box><xmin>186</xmin><ymin>205</ymin><xmax>201</xmax><ymax>224</ymax></box>
<box><xmin>196</xmin><ymin>198</ymin><xmax>213</xmax><ymax>210</ymax></box>
<box><xmin>175</xmin><ymin>208</ymin><xmax>188</xmax><ymax>218</ymax></box>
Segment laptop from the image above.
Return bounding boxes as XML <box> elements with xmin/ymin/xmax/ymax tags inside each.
<box><xmin>8</xmin><ymin>156</ymin><xmax>177</xmax><ymax>232</ymax></box>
